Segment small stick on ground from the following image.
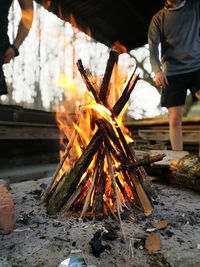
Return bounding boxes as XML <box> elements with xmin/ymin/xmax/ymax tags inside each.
<box><xmin>129</xmin><ymin>239</ymin><xmax>134</xmax><ymax>259</ymax></box>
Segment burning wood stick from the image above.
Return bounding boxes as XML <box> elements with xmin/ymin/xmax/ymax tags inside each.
<box><xmin>61</xmin><ymin>173</ymin><xmax>89</xmax><ymax>212</ymax></box>
<box><xmin>43</xmin><ymin>54</ymin><xmax>153</xmax><ymax>221</ymax></box>
<box><xmin>105</xmin><ymin>148</ymin><xmax>123</xmax><ymax>213</ymax></box>
<box><xmin>77</xmin><ymin>59</ymin><xmax>101</xmax><ymax>104</ymax></box>
<box><xmin>100</xmin><ymin>49</ymin><xmax>119</xmax><ymax>105</ymax></box>
<box><xmin>105</xmin><ymin>147</ymin><xmax>125</xmax><ymax>241</ymax></box>
<box><xmin>93</xmin><ymin>172</ymin><xmax>106</xmax><ymax>214</ymax></box>
<box><xmin>100</xmin><ymin>119</ymin><xmax>153</xmax><ymax>216</ymax></box>
<box><xmin>115</xmin><ymin>176</ymin><xmax>133</xmax><ymax>209</ymax></box>
<box><xmin>112</xmin><ymin>66</ymin><xmax>138</xmax><ymax>116</ymax></box>
<box><xmin>77</xmin><ymin>58</ymin><xmax>139</xmax><ymax>118</ymax></box>
<box><xmin>42</xmin><ymin>115</ymin><xmax>85</xmax><ymax>202</ymax></box>
<box><xmin>80</xmin><ymin>150</ymin><xmax>103</xmax><ymax>218</ymax></box>
<box><xmin>80</xmin><ymin>164</ymin><xmax>98</xmax><ymax>218</ymax></box>
<box><xmin>96</xmin><ymin>120</ymin><xmax>141</xmax><ymax>208</ymax></box>
<box><xmin>129</xmin><ymin>146</ymin><xmax>153</xmax><ymax>196</ymax></box>
<box><xmin>103</xmin><ymin>199</ymin><xmax>118</xmax><ymax>221</ymax></box>
<box><xmin>77</xmin><ymin>59</ymin><xmax>153</xmax><ymax>216</ymax></box>
<box><xmin>116</xmin><ymin>153</ymin><xmax>166</xmax><ymax>171</ymax></box>
<box><xmin>47</xmin><ymin>131</ymin><xmax>102</xmax><ymax>214</ymax></box>
<box><xmin>93</xmin><ymin>150</ymin><xmax>106</xmax><ymax>214</ymax></box>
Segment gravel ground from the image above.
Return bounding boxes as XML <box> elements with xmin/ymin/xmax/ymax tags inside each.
<box><xmin>0</xmin><ymin>177</ymin><xmax>200</xmax><ymax>267</ymax></box>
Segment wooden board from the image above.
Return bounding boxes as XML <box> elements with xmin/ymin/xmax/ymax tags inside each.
<box><xmin>138</xmin><ymin>129</ymin><xmax>200</xmax><ymax>144</ymax></box>
<box><xmin>0</xmin><ymin>121</ymin><xmax>60</xmax><ymax>140</ymax></box>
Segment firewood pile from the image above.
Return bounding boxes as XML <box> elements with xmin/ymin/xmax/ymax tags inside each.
<box><xmin>41</xmin><ymin>50</ymin><xmax>165</xmax><ymax>239</ymax></box>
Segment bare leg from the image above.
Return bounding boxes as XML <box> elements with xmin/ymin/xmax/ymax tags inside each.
<box><xmin>168</xmin><ymin>106</ymin><xmax>184</xmax><ymax>151</ymax></box>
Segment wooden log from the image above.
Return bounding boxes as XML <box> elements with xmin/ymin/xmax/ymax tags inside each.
<box><xmin>80</xmin><ymin>161</ymin><xmax>99</xmax><ymax>218</ymax></box>
<box><xmin>45</xmin><ymin>59</ymin><xmax>148</xmax><ymax>215</ymax></box>
<box><xmin>100</xmin><ymin>120</ymin><xmax>153</xmax><ymax>216</ymax></box>
<box><xmin>94</xmin><ymin>114</ymin><xmax>153</xmax><ymax>216</ymax></box>
<box><xmin>61</xmin><ymin>173</ymin><xmax>89</xmax><ymax>212</ymax></box>
<box><xmin>42</xmin><ymin>115</ymin><xmax>83</xmax><ymax>202</ymax></box>
<box><xmin>112</xmin><ymin>67</ymin><xmax>138</xmax><ymax>117</ymax></box>
<box><xmin>96</xmin><ymin>120</ymin><xmax>141</xmax><ymax>208</ymax></box>
<box><xmin>100</xmin><ymin>49</ymin><xmax>119</xmax><ymax>105</ymax></box>
<box><xmin>77</xmin><ymin>59</ymin><xmax>101</xmax><ymax>104</ymax></box>
<box><xmin>80</xmin><ymin>149</ymin><xmax>104</xmax><ymax>217</ymax></box>
<box><xmin>95</xmin><ymin>120</ymin><xmax>122</xmax><ymax>161</ymax></box>
<box><xmin>175</xmin><ymin>154</ymin><xmax>200</xmax><ymax>192</ymax></box>
<box><xmin>130</xmin><ymin>146</ymin><xmax>153</xmax><ymax>197</ymax></box>
<box><xmin>46</xmin><ymin>131</ymin><xmax>102</xmax><ymax>214</ymax></box>
<box><xmin>77</xmin><ymin>59</ymin><xmax>139</xmax><ymax>118</ymax></box>
<box><xmin>115</xmin><ymin>175</ymin><xmax>132</xmax><ymax>209</ymax></box>
<box><xmin>94</xmin><ymin>172</ymin><xmax>107</xmax><ymax>214</ymax></box>
<box><xmin>116</xmin><ymin>153</ymin><xmax>166</xmax><ymax>171</ymax></box>
<box><xmin>105</xmin><ymin>147</ymin><xmax>125</xmax><ymax>241</ymax></box>
<box><xmin>114</xmin><ymin>119</ymin><xmax>153</xmax><ymax>197</ymax></box>
<box><xmin>44</xmin><ymin>58</ymin><xmax>134</xmax><ymax>208</ymax></box>
<box><xmin>93</xmin><ymin>150</ymin><xmax>106</xmax><ymax>214</ymax></box>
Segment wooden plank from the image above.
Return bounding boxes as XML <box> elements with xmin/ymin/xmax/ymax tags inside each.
<box><xmin>124</xmin><ymin>116</ymin><xmax>200</xmax><ymax>127</ymax></box>
<box><xmin>138</xmin><ymin>129</ymin><xmax>200</xmax><ymax>144</ymax></box>
<box><xmin>0</xmin><ymin>104</ymin><xmax>57</xmax><ymax>124</ymax></box>
<box><xmin>0</xmin><ymin>121</ymin><xmax>60</xmax><ymax>140</ymax></box>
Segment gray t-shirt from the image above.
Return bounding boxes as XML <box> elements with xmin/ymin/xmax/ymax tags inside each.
<box><xmin>148</xmin><ymin>0</ymin><xmax>200</xmax><ymax>76</ymax></box>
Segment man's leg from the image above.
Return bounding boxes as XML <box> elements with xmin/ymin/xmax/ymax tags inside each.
<box><xmin>168</xmin><ymin>106</ymin><xmax>184</xmax><ymax>151</ymax></box>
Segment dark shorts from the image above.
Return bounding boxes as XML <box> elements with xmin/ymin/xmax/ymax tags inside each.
<box><xmin>161</xmin><ymin>69</ymin><xmax>200</xmax><ymax>108</ymax></box>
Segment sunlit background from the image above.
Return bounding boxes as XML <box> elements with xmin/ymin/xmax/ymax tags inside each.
<box><xmin>1</xmin><ymin>2</ymin><xmax>169</xmax><ymax>119</ymax></box>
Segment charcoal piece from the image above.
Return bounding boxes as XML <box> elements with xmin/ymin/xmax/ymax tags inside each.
<box><xmin>89</xmin><ymin>231</ymin><xmax>111</xmax><ymax>257</ymax></box>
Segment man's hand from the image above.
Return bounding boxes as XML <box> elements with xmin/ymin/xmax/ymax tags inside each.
<box><xmin>13</xmin><ymin>0</ymin><xmax>33</xmax><ymax>49</ymax></box>
<box><xmin>3</xmin><ymin>47</ymin><xmax>16</xmax><ymax>64</ymax></box>
<box><xmin>154</xmin><ymin>71</ymin><xmax>168</xmax><ymax>88</ymax></box>
<box><xmin>3</xmin><ymin>0</ymin><xmax>33</xmax><ymax>65</ymax></box>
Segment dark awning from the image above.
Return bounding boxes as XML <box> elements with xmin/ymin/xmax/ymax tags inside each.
<box><xmin>35</xmin><ymin>0</ymin><xmax>163</xmax><ymax>51</ymax></box>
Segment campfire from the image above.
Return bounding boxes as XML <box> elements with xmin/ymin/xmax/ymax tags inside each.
<box><xmin>41</xmin><ymin>50</ymin><xmax>163</xmax><ymax>239</ymax></box>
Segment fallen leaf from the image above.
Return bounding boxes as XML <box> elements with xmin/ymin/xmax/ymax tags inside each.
<box><xmin>133</xmin><ymin>231</ymin><xmax>147</xmax><ymax>239</ymax></box>
<box><xmin>29</xmin><ymin>223</ymin><xmax>39</xmax><ymax>229</ymax></box>
<box><xmin>145</xmin><ymin>233</ymin><xmax>161</xmax><ymax>254</ymax></box>
<box><xmin>152</xmin><ymin>220</ymin><xmax>169</xmax><ymax>230</ymax></box>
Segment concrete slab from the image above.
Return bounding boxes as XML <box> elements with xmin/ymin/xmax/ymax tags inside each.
<box><xmin>0</xmin><ymin>164</ymin><xmax>57</xmax><ymax>184</ymax></box>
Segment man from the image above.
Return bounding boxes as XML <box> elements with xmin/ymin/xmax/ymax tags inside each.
<box><xmin>148</xmin><ymin>0</ymin><xmax>200</xmax><ymax>151</ymax></box>
<box><xmin>0</xmin><ymin>0</ymin><xmax>34</xmax><ymax>95</ymax></box>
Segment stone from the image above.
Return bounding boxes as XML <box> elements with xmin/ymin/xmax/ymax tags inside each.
<box><xmin>0</xmin><ymin>183</ymin><xmax>15</xmax><ymax>234</ymax></box>
<box><xmin>0</xmin><ymin>179</ymin><xmax>9</xmax><ymax>189</ymax></box>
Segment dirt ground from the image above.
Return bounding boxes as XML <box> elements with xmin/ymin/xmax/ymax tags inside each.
<box><xmin>0</xmin><ymin>177</ymin><xmax>200</xmax><ymax>267</ymax></box>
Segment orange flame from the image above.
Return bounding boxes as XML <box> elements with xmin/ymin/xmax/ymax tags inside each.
<box><xmin>55</xmin><ymin>58</ymin><xmax>135</xmax><ymax>209</ymax></box>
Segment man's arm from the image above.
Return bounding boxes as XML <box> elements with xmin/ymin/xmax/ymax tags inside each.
<box><xmin>148</xmin><ymin>14</ymin><xmax>168</xmax><ymax>88</ymax></box>
<box><xmin>4</xmin><ymin>0</ymin><xmax>34</xmax><ymax>64</ymax></box>
<box><xmin>148</xmin><ymin>15</ymin><xmax>162</xmax><ymax>74</ymax></box>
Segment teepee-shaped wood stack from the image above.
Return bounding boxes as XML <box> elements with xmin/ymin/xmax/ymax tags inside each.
<box><xmin>41</xmin><ymin>50</ymin><xmax>155</xmax><ymax>239</ymax></box>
